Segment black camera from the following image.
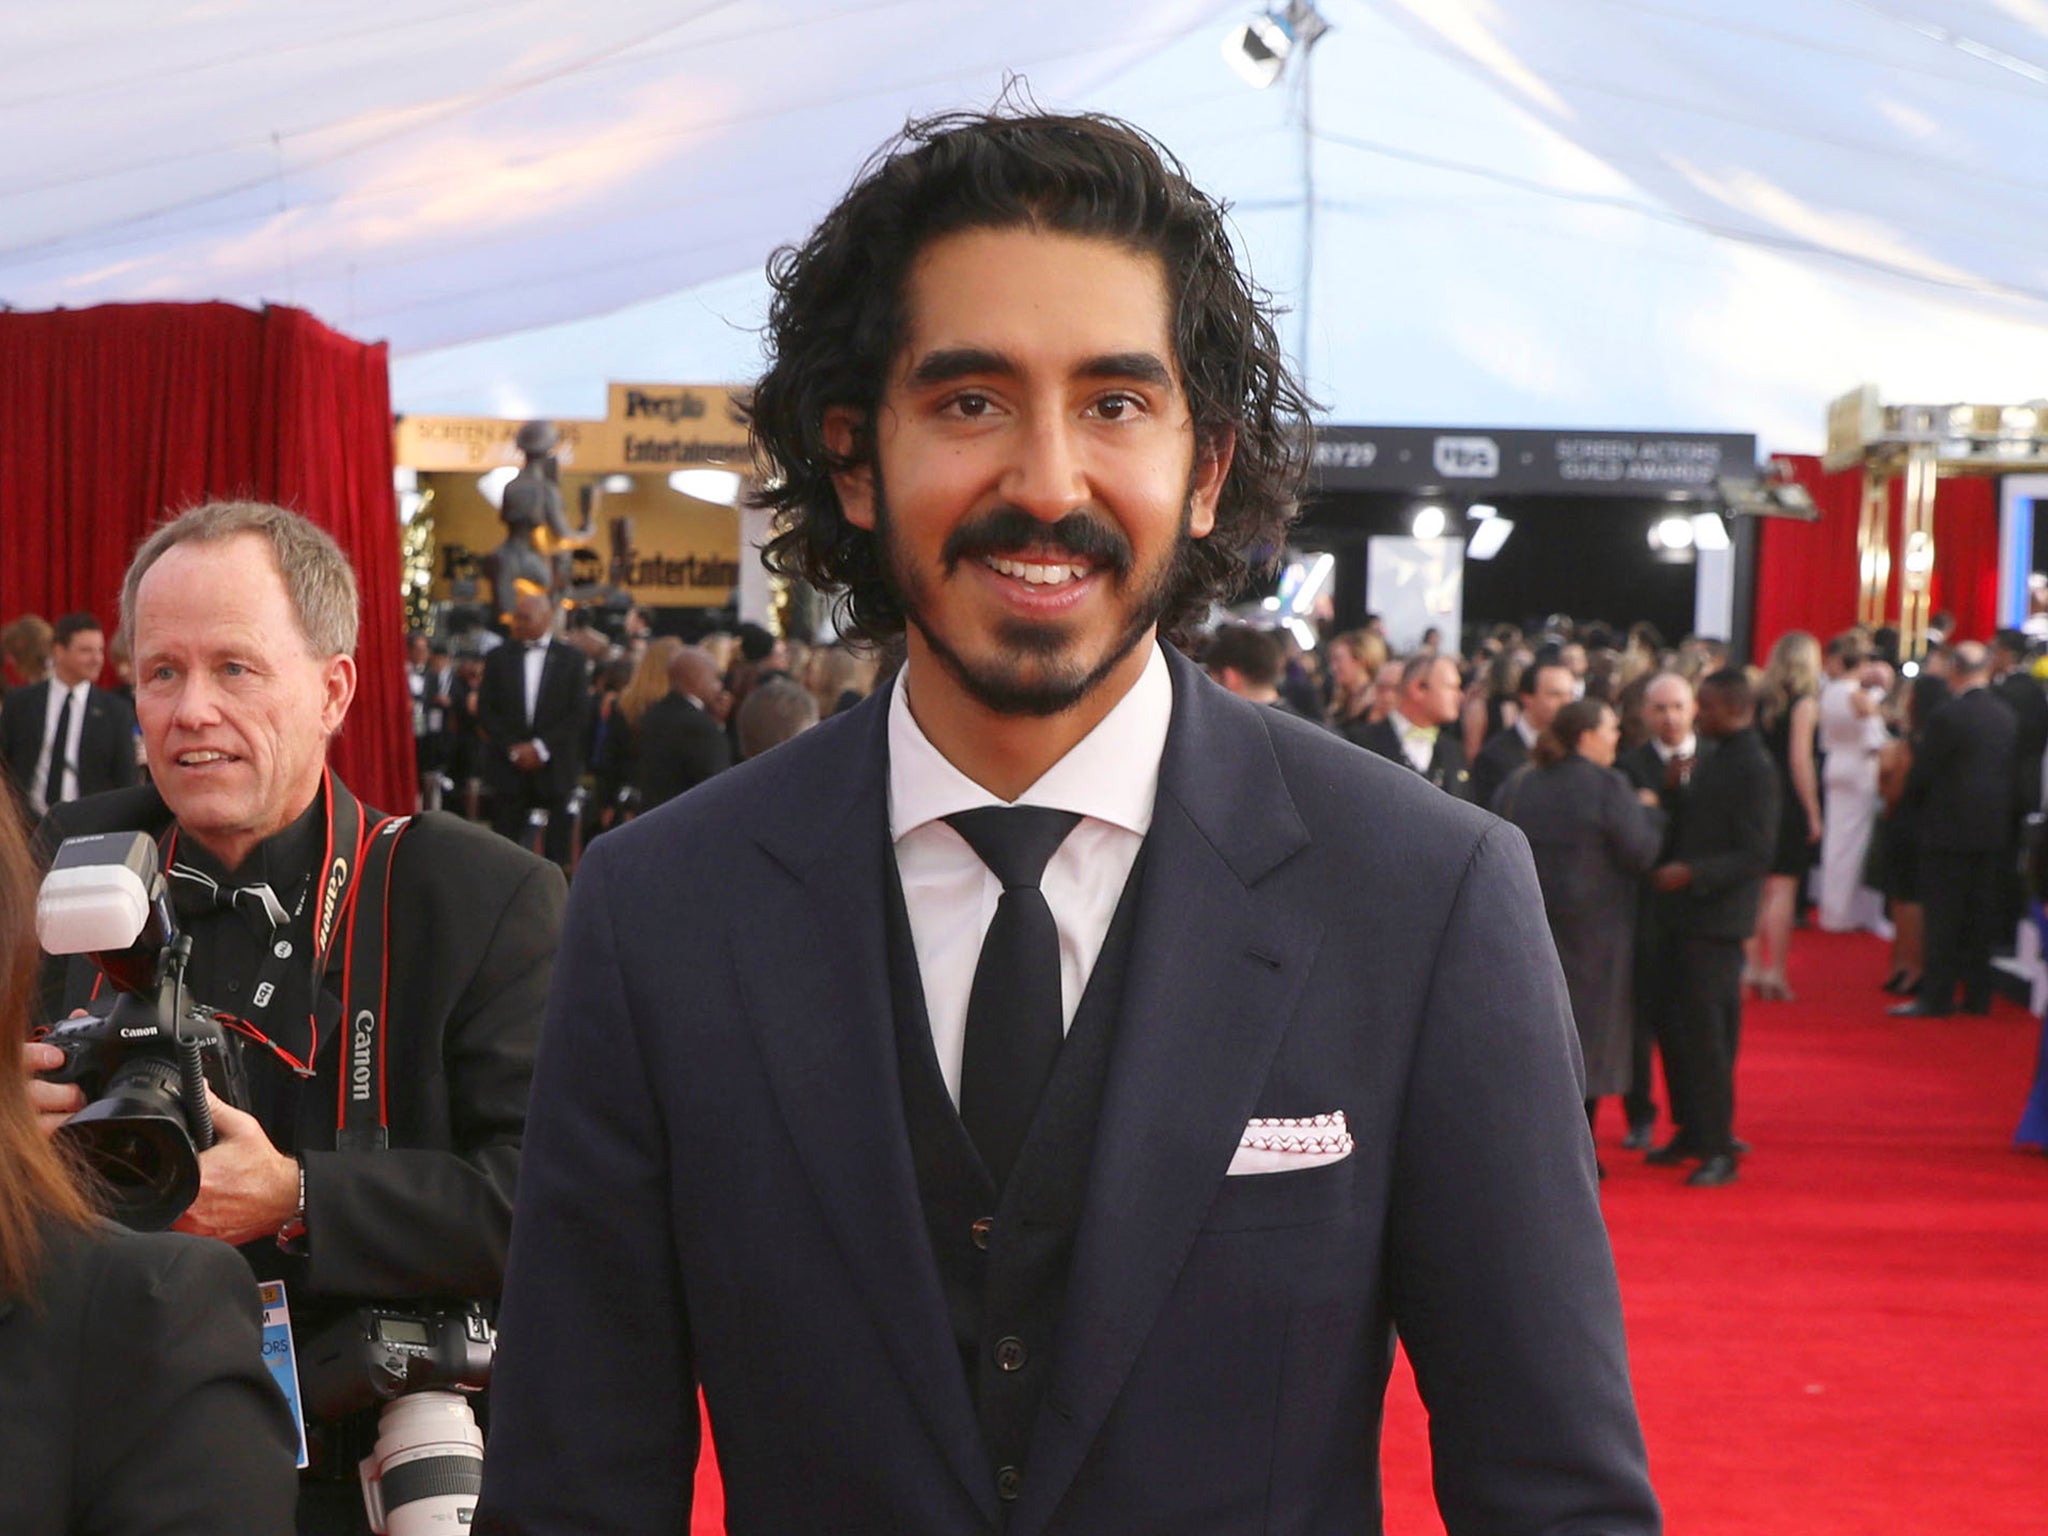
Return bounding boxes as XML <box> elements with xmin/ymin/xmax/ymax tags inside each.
<box><xmin>35</xmin><ymin>832</ymin><xmax>249</xmax><ymax>1230</ymax></box>
<box><xmin>302</xmin><ymin>1304</ymin><xmax>497</xmax><ymax>1532</ymax></box>
<box><xmin>300</xmin><ymin>1302</ymin><xmax>496</xmax><ymax>1424</ymax></box>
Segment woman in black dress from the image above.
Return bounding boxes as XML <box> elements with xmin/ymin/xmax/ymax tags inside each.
<box><xmin>1749</xmin><ymin>631</ymin><xmax>1823</xmax><ymax>1000</ymax></box>
<box><xmin>1492</xmin><ymin>698</ymin><xmax>1664</xmax><ymax>1161</ymax></box>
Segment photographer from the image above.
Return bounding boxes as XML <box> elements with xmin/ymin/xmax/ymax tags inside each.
<box><xmin>2</xmin><ymin>759</ymin><xmax>300</xmax><ymax>1534</ymax></box>
<box><xmin>24</xmin><ymin>502</ymin><xmax>564</xmax><ymax>1534</ymax></box>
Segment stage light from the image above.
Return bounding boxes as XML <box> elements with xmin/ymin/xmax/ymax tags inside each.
<box><xmin>668</xmin><ymin>469</ymin><xmax>743</xmax><ymax>505</ymax></box>
<box><xmin>1467</xmin><ymin>503</ymin><xmax>1498</xmax><ymax>521</ymax></box>
<box><xmin>1412</xmin><ymin>504</ymin><xmax>1447</xmax><ymax>541</ymax></box>
<box><xmin>1466</xmin><ymin>518</ymin><xmax>1515</xmax><ymax>561</ymax></box>
<box><xmin>1902</xmin><ymin>660</ymin><xmax>1921</xmax><ymax>679</ymax></box>
<box><xmin>476</xmin><ymin>466</ymin><xmax>518</xmax><ymax>510</ymax></box>
<box><xmin>1691</xmin><ymin>513</ymin><xmax>1731</xmax><ymax>552</ymax></box>
<box><xmin>602</xmin><ymin>474</ymin><xmax>634</xmax><ymax>494</ymax></box>
<box><xmin>1653</xmin><ymin>516</ymin><xmax>1695</xmax><ymax>551</ymax></box>
<box><xmin>1262</xmin><ymin>595</ymin><xmax>1283</xmax><ymax>612</ymax></box>
<box><xmin>1222</xmin><ymin>2</ymin><xmax>1329</xmax><ymax>89</ymax></box>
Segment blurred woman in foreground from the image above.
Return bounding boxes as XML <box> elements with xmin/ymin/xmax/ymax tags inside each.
<box><xmin>0</xmin><ymin>809</ymin><xmax>296</xmax><ymax>1534</ymax></box>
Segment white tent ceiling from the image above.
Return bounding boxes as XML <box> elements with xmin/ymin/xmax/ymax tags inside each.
<box><xmin>6</xmin><ymin>0</ymin><xmax>2045</xmax><ymax>450</ymax></box>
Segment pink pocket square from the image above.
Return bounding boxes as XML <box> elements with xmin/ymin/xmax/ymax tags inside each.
<box><xmin>1226</xmin><ymin>1112</ymin><xmax>1354</xmax><ymax>1176</ymax></box>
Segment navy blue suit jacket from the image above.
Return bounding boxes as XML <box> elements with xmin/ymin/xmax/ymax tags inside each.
<box><xmin>478</xmin><ymin>646</ymin><xmax>1657</xmax><ymax>1535</ymax></box>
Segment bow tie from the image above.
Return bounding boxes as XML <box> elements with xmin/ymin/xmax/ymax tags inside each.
<box><xmin>167</xmin><ymin>864</ymin><xmax>291</xmax><ymax>929</ymax></box>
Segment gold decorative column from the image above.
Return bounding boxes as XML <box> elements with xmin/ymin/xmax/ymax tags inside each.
<box><xmin>1855</xmin><ymin>470</ymin><xmax>1890</xmax><ymax>630</ymax></box>
<box><xmin>1898</xmin><ymin>443</ymin><xmax>1938</xmax><ymax>659</ymax></box>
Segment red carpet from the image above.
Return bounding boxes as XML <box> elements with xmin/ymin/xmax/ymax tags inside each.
<box><xmin>691</xmin><ymin>929</ymin><xmax>2048</xmax><ymax>1533</ymax></box>
<box><xmin>1383</xmin><ymin>928</ymin><xmax>2048</xmax><ymax>1534</ymax></box>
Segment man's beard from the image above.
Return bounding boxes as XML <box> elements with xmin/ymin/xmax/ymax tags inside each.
<box><xmin>876</xmin><ymin>490</ymin><xmax>1197</xmax><ymax>719</ymax></box>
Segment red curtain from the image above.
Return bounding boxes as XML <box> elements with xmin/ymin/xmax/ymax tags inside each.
<box><xmin>1753</xmin><ymin>453</ymin><xmax>1999</xmax><ymax>658</ymax></box>
<box><xmin>0</xmin><ymin>301</ymin><xmax>410</xmax><ymax>812</ymax></box>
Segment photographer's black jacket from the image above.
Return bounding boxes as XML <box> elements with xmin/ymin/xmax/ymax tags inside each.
<box><xmin>38</xmin><ymin>783</ymin><xmax>565</xmax><ymax>1317</ymax></box>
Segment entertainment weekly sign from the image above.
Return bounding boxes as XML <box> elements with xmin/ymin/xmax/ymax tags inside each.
<box><xmin>1312</xmin><ymin>427</ymin><xmax>1757</xmax><ymax>498</ymax></box>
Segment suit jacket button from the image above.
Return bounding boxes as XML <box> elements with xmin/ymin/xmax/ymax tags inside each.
<box><xmin>994</xmin><ymin>1336</ymin><xmax>1027</xmax><ymax>1372</ymax></box>
<box><xmin>970</xmin><ymin>1216</ymin><xmax>994</xmax><ymax>1251</ymax></box>
<box><xmin>996</xmin><ymin>1465</ymin><xmax>1022</xmax><ymax>1501</ymax></box>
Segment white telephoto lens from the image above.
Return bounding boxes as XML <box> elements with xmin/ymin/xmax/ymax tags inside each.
<box><xmin>359</xmin><ymin>1391</ymin><xmax>485</xmax><ymax>1535</ymax></box>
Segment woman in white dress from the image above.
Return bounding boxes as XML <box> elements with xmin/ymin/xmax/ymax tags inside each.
<box><xmin>1816</xmin><ymin>634</ymin><xmax>1892</xmax><ymax>933</ymax></box>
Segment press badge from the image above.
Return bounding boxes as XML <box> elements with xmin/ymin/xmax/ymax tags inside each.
<box><xmin>260</xmin><ymin>1278</ymin><xmax>310</xmax><ymax>1468</ymax></box>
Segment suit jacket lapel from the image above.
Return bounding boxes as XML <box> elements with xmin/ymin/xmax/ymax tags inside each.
<box><xmin>1012</xmin><ymin>649</ymin><xmax>1324</xmax><ymax>1536</ymax></box>
<box><xmin>732</xmin><ymin>693</ymin><xmax>998</xmax><ymax>1522</ymax></box>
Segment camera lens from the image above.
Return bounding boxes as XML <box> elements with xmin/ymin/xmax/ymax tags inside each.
<box><xmin>54</xmin><ymin>1056</ymin><xmax>201</xmax><ymax>1231</ymax></box>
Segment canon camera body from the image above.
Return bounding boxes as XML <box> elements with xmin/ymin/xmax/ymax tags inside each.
<box><xmin>35</xmin><ymin>831</ymin><xmax>250</xmax><ymax>1230</ymax></box>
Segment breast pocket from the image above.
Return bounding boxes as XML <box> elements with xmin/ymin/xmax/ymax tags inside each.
<box><xmin>1201</xmin><ymin>1153</ymin><xmax>1358</xmax><ymax>1233</ymax></box>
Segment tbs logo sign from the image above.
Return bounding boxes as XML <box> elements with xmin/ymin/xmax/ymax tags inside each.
<box><xmin>1433</xmin><ymin>436</ymin><xmax>1500</xmax><ymax>479</ymax></box>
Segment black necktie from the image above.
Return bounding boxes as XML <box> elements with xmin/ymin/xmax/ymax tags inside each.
<box><xmin>47</xmin><ymin>688</ymin><xmax>74</xmax><ymax>805</ymax></box>
<box><xmin>945</xmin><ymin>806</ymin><xmax>1082</xmax><ymax>1188</ymax></box>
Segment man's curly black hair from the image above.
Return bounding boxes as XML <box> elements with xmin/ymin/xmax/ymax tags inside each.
<box><xmin>748</xmin><ymin>104</ymin><xmax>1315</xmax><ymax>648</ymax></box>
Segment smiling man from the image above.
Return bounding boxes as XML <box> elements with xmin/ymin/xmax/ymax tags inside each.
<box><xmin>480</xmin><ymin>109</ymin><xmax>1657</xmax><ymax>1536</ymax></box>
<box><xmin>26</xmin><ymin>501</ymin><xmax>564</xmax><ymax>1534</ymax></box>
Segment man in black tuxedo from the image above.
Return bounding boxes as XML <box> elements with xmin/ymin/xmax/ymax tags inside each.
<box><xmin>1353</xmin><ymin>648</ymin><xmax>1475</xmax><ymax>799</ymax></box>
<box><xmin>408</xmin><ymin>631</ymin><xmax>457</xmax><ymax>812</ymax></box>
<box><xmin>478</xmin><ymin>592</ymin><xmax>590</xmax><ymax>866</ymax></box>
<box><xmin>0</xmin><ymin>611</ymin><xmax>137</xmax><ymax>816</ymax></box>
<box><xmin>479</xmin><ymin>109</ymin><xmax>1654</xmax><ymax>1535</ymax></box>
<box><xmin>632</xmin><ymin>644</ymin><xmax>731</xmax><ymax>811</ymax></box>
<box><xmin>1647</xmin><ymin>668</ymin><xmax>1777</xmax><ymax>1186</ymax></box>
<box><xmin>1470</xmin><ymin>654</ymin><xmax>1575</xmax><ymax>810</ymax></box>
<box><xmin>23</xmin><ymin>501</ymin><xmax>563</xmax><ymax>1533</ymax></box>
<box><xmin>1991</xmin><ymin>630</ymin><xmax>2046</xmax><ymax>932</ymax></box>
<box><xmin>1893</xmin><ymin>642</ymin><xmax>2018</xmax><ymax>1017</ymax></box>
<box><xmin>1617</xmin><ymin>671</ymin><xmax>1700</xmax><ymax>1149</ymax></box>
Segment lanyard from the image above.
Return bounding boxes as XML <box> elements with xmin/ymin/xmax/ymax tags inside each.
<box><xmin>158</xmin><ymin>769</ymin><xmax>368</xmax><ymax>1078</ymax></box>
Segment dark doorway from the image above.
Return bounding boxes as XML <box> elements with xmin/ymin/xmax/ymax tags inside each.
<box><xmin>1293</xmin><ymin>491</ymin><xmax>1701</xmax><ymax>644</ymax></box>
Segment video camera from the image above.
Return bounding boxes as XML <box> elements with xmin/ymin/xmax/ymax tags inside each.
<box><xmin>34</xmin><ymin>831</ymin><xmax>250</xmax><ymax>1230</ymax></box>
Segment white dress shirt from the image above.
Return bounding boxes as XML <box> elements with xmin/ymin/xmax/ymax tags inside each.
<box><xmin>521</xmin><ymin>644</ymin><xmax>547</xmax><ymax>731</ymax></box>
<box><xmin>1393</xmin><ymin>710</ymin><xmax>1438</xmax><ymax>773</ymax></box>
<box><xmin>1651</xmin><ymin>734</ymin><xmax>1697</xmax><ymax>764</ymax></box>
<box><xmin>30</xmin><ymin>679</ymin><xmax>90</xmax><ymax>815</ymax></box>
<box><xmin>889</xmin><ymin>643</ymin><xmax>1170</xmax><ymax>1107</ymax></box>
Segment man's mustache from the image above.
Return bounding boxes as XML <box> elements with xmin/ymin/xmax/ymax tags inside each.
<box><xmin>940</xmin><ymin>507</ymin><xmax>1133</xmax><ymax>578</ymax></box>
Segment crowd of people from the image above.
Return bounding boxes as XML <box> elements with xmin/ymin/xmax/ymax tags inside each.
<box><xmin>1196</xmin><ymin>614</ymin><xmax>2048</xmax><ymax>1183</ymax></box>
<box><xmin>396</xmin><ymin>605</ymin><xmax>883</xmax><ymax>867</ymax></box>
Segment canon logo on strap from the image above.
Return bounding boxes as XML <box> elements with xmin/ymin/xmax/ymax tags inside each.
<box><xmin>349</xmin><ymin>1009</ymin><xmax>375</xmax><ymax>1102</ymax></box>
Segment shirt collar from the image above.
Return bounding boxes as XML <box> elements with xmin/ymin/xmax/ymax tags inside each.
<box><xmin>175</xmin><ymin>792</ymin><xmax>325</xmax><ymax>888</ymax></box>
<box><xmin>1515</xmin><ymin>714</ymin><xmax>1540</xmax><ymax>749</ymax></box>
<box><xmin>1653</xmin><ymin>734</ymin><xmax>1697</xmax><ymax>762</ymax></box>
<box><xmin>888</xmin><ymin>640</ymin><xmax>1171</xmax><ymax>841</ymax></box>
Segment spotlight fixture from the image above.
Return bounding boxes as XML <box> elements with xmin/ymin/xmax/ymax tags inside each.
<box><xmin>668</xmin><ymin>469</ymin><xmax>744</xmax><ymax>505</ymax></box>
<box><xmin>1222</xmin><ymin>1</ymin><xmax>1330</xmax><ymax>89</ymax></box>
<box><xmin>1411</xmin><ymin>504</ymin><xmax>1448</xmax><ymax>541</ymax></box>
<box><xmin>1466</xmin><ymin>518</ymin><xmax>1515</xmax><ymax>561</ymax></box>
<box><xmin>1717</xmin><ymin>473</ymin><xmax>1819</xmax><ymax>522</ymax></box>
